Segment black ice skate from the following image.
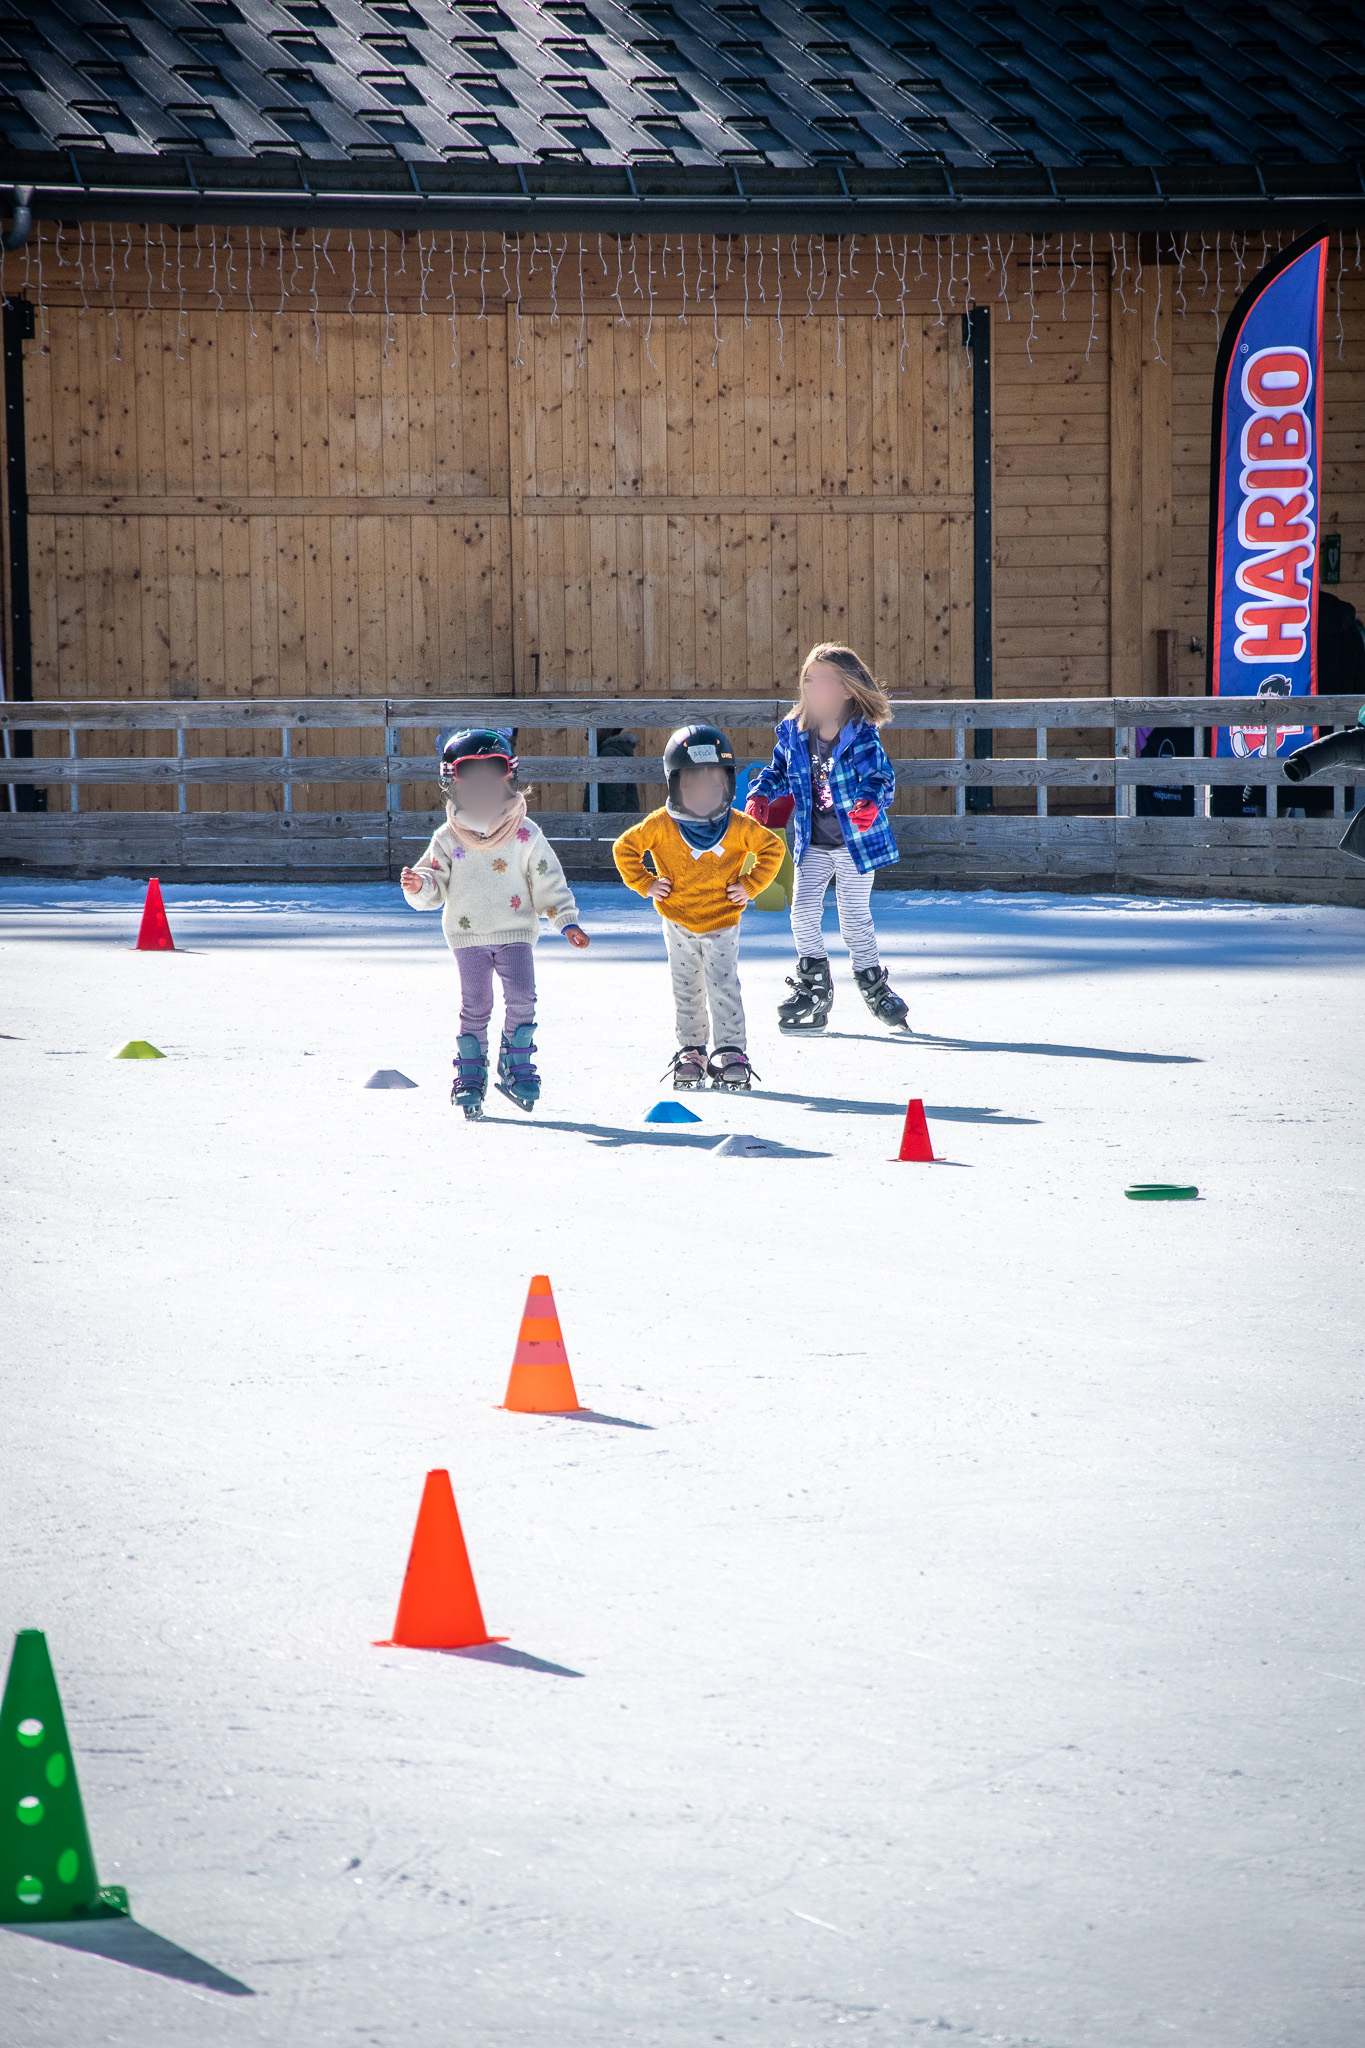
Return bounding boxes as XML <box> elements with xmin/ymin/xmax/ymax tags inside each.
<box><xmin>855</xmin><ymin>965</ymin><xmax>910</xmax><ymax>1032</ymax></box>
<box><xmin>777</xmin><ymin>955</ymin><xmax>833</xmax><ymax>1032</ymax></box>
<box><xmin>495</xmin><ymin>1022</ymin><xmax>541</xmax><ymax>1111</ymax></box>
<box><xmin>707</xmin><ymin>1045</ymin><xmax>759</xmax><ymax>1092</ymax></box>
<box><xmin>665</xmin><ymin>1044</ymin><xmax>709</xmax><ymax>1091</ymax></box>
<box><xmin>451</xmin><ymin>1033</ymin><xmax>489</xmax><ymax>1120</ymax></box>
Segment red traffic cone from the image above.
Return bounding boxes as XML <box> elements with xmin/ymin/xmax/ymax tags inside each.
<box><xmin>134</xmin><ymin>879</ymin><xmax>174</xmax><ymax>952</ymax></box>
<box><xmin>896</xmin><ymin>1099</ymin><xmax>935</xmax><ymax>1162</ymax></box>
<box><xmin>373</xmin><ymin>1470</ymin><xmax>505</xmax><ymax>1651</ymax></box>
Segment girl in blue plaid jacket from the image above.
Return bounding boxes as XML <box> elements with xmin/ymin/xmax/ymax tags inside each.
<box><xmin>745</xmin><ymin>642</ymin><xmax>911</xmax><ymax>1033</ymax></box>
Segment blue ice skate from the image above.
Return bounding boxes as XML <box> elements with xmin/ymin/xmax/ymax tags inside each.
<box><xmin>495</xmin><ymin>1023</ymin><xmax>541</xmax><ymax>1113</ymax></box>
<box><xmin>451</xmin><ymin>1033</ymin><xmax>489</xmax><ymax>1121</ymax></box>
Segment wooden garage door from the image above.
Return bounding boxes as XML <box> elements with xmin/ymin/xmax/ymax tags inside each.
<box><xmin>508</xmin><ymin>306</ymin><xmax>973</xmax><ymax>697</ymax></box>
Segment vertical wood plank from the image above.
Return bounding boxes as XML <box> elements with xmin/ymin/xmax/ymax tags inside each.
<box><xmin>1110</xmin><ymin>260</ymin><xmax>1142</xmax><ymax>699</ymax></box>
<box><xmin>506</xmin><ymin>303</ymin><xmax>528</xmax><ymax>690</ymax></box>
<box><xmin>1140</xmin><ymin>259</ymin><xmax>1172</xmax><ymax>697</ymax></box>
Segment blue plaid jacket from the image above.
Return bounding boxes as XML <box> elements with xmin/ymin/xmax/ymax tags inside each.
<box><xmin>749</xmin><ymin>714</ymin><xmax>899</xmax><ymax>873</ymax></box>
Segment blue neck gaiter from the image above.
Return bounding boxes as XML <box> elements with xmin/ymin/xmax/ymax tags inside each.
<box><xmin>670</xmin><ymin>805</ymin><xmax>732</xmax><ymax>852</ymax></box>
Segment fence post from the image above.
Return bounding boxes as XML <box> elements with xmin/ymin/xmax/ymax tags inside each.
<box><xmin>955</xmin><ymin>723</ymin><xmax>966</xmax><ymax>817</ymax></box>
<box><xmin>587</xmin><ymin>724</ymin><xmax>598</xmax><ymax>818</ymax></box>
<box><xmin>282</xmin><ymin>727</ymin><xmax>292</xmax><ymax>814</ymax></box>
<box><xmin>68</xmin><ymin>727</ymin><xmax>77</xmax><ymax>814</ymax></box>
<box><xmin>176</xmin><ymin>726</ymin><xmax>187</xmax><ymax>815</ymax></box>
<box><xmin>1036</xmin><ymin>726</ymin><xmax>1047</xmax><ymax>818</ymax></box>
<box><xmin>1114</xmin><ymin>725</ymin><xmax>1135</xmax><ymax>820</ymax></box>
<box><xmin>385</xmin><ymin>705</ymin><xmax>401</xmax><ymax>875</ymax></box>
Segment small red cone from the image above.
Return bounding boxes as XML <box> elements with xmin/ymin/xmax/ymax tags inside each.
<box><xmin>373</xmin><ymin>1470</ymin><xmax>505</xmax><ymax>1651</ymax></box>
<box><xmin>896</xmin><ymin>1098</ymin><xmax>935</xmax><ymax>1162</ymax></box>
<box><xmin>134</xmin><ymin>878</ymin><xmax>174</xmax><ymax>952</ymax></box>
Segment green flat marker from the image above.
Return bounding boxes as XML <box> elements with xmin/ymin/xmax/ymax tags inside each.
<box><xmin>111</xmin><ymin>1040</ymin><xmax>164</xmax><ymax>1060</ymax></box>
<box><xmin>1125</xmin><ymin>1183</ymin><xmax>1199</xmax><ymax>1201</ymax></box>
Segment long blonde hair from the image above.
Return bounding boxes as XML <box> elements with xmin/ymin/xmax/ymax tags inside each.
<box><xmin>793</xmin><ymin>643</ymin><xmax>892</xmax><ymax>731</ymax></box>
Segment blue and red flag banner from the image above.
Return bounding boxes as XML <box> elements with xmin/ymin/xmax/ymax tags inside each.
<box><xmin>1206</xmin><ymin>225</ymin><xmax>1329</xmax><ymax>767</ymax></box>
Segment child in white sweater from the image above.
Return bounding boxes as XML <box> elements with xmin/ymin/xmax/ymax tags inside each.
<box><xmin>400</xmin><ymin>729</ymin><xmax>589</xmax><ymax>1119</ymax></box>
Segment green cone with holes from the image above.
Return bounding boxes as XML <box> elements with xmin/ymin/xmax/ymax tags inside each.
<box><xmin>0</xmin><ymin>1630</ymin><xmax>128</xmax><ymax>1922</ymax></box>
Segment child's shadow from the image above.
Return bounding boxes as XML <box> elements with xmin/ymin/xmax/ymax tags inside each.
<box><xmin>492</xmin><ymin>1116</ymin><xmax>831</xmax><ymax>1159</ymax></box>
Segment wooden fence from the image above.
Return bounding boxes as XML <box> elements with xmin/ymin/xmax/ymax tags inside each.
<box><xmin>3</xmin><ymin>696</ymin><xmax>1363</xmax><ymax>904</ymax></box>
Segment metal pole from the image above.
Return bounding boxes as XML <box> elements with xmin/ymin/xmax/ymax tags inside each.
<box><xmin>965</xmin><ymin>305</ymin><xmax>992</xmax><ymax>814</ymax></box>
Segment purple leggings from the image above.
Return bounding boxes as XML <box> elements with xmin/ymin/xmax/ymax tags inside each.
<box><xmin>454</xmin><ymin>942</ymin><xmax>537</xmax><ymax>1050</ymax></box>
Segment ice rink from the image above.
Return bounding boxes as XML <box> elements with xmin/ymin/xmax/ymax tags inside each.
<box><xmin>3</xmin><ymin>876</ymin><xmax>1364</xmax><ymax>2048</ymax></box>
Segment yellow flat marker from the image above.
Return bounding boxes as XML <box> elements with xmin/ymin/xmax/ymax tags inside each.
<box><xmin>111</xmin><ymin>1040</ymin><xmax>164</xmax><ymax>1060</ymax></box>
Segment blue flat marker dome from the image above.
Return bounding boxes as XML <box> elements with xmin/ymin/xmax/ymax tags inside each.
<box><xmin>644</xmin><ymin>1100</ymin><xmax>701</xmax><ymax>1124</ymax></box>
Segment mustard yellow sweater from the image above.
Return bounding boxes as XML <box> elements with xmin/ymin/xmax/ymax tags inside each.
<box><xmin>613</xmin><ymin>808</ymin><xmax>786</xmax><ymax>934</ymax></box>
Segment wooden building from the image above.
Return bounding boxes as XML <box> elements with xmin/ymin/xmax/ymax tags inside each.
<box><xmin>0</xmin><ymin>0</ymin><xmax>1361</xmax><ymax>886</ymax></box>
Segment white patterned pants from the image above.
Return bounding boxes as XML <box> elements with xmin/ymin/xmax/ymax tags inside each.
<box><xmin>790</xmin><ymin>844</ymin><xmax>880</xmax><ymax>971</ymax></box>
<box><xmin>663</xmin><ymin>920</ymin><xmax>747</xmax><ymax>1050</ymax></box>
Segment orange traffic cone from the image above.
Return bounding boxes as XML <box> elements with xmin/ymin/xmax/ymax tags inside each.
<box><xmin>501</xmin><ymin>1275</ymin><xmax>583</xmax><ymax>1413</ymax></box>
<box><xmin>134</xmin><ymin>878</ymin><xmax>174</xmax><ymax>952</ymax></box>
<box><xmin>373</xmin><ymin>1470</ymin><xmax>504</xmax><ymax>1650</ymax></box>
<box><xmin>896</xmin><ymin>1099</ymin><xmax>935</xmax><ymax>1162</ymax></box>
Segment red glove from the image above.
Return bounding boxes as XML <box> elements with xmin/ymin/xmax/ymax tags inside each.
<box><xmin>747</xmin><ymin>793</ymin><xmax>795</xmax><ymax>829</ymax></box>
<box><xmin>848</xmin><ymin>798</ymin><xmax>880</xmax><ymax>831</ymax></box>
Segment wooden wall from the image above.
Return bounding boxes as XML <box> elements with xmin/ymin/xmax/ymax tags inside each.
<box><xmin>3</xmin><ymin>226</ymin><xmax>1362</xmax><ymax>821</ymax></box>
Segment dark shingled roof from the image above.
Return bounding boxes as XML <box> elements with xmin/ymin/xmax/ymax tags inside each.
<box><xmin>0</xmin><ymin>0</ymin><xmax>1361</xmax><ymax>227</ymax></box>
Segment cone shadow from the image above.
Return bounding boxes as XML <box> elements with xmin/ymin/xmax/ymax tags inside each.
<box><xmin>5</xmin><ymin>1917</ymin><xmax>254</xmax><ymax>1995</ymax></box>
<box><xmin>508</xmin><ymin>1406</ymin><xmax>653</xmax><ymax>1429</ymax></box>
<box><xmin>568</xmin><ymin>1408</ymin><xmax>655</xmax><ymax>1430</ymax></box>
<box><xmin>440</xmin><ymin>1643</ymin><xmax>583</xmax><ymax>1677</ymax></box>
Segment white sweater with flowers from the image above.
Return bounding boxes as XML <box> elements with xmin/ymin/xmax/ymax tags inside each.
<box><xmin>404</xmin><ymin>802</ymin><xmax>580</xmax><ymax>950</ymax></box>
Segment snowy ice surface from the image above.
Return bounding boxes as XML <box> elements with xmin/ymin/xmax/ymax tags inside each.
<box><xmin>2</xmin><ymin>878</ymin><xmax>1364</xmax><ymax>2048</ymax></box>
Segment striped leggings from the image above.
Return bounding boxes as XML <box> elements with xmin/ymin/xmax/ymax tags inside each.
<box><xmin>789</xmin><ymin>845</ymin><xmax>880</xmax><ymax>972</ymax></box>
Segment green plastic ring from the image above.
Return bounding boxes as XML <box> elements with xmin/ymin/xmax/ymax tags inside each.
<box><xmin>1125</xmin><ymin>1184</ymin><xmax>1199</xmax><ymax>1201</ymax></box>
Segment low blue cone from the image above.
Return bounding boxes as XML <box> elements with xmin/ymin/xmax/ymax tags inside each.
<box><xmin>645</xmin><ymin>1100</ymin><xmax>701</xmax><ymax>1124</ymax></box>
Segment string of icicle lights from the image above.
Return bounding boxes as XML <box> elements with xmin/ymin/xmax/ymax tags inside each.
<box><xmin>6</xmin><ymin>226</ymin><xmax>1361</xmax><ymax>369</ymax></box>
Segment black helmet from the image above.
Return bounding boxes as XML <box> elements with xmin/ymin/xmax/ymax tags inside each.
<box><xmin>439</xmin><ymin>728</ymin><xmax>517</xmax><ymax>796</ymax></box>
<box><xmin>662</xmin><ymin>724</ymin><xmax>736</xmax><ymax>817</ymax></box>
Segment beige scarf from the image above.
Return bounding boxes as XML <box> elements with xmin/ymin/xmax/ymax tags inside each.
<box><xmin>445</xmin><ymin>791</ymin><xmax>529</xmax><ymax>853</ymax></box>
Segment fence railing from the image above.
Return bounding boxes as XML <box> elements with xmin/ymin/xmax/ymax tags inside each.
<box><xmin>2</xmin><ymin>695</ymin><xmax>1362</xmax><ymax>902</ymax></box>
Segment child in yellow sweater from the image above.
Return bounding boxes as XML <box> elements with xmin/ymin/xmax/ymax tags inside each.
<box><xmin>612</xmin><ymin>724</ymin><xmax>784</xmax><ymax>1091</ymax></box>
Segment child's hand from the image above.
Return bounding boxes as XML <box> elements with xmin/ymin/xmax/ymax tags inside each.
<box><xmin>848</xmin><ymin>799</ymin><xmax>880</xmax><ymax>831</ymax></box>
<box><xmin>563</xmin><ymin>924</ymin><xmax>591</xmax><ymax>948</ymax></box>
<box><xmin>725</xmin><ymin>880</ymin><xmax>749</xmax><ymax>906</ymax></box>
<box><xmin>646</xmin><ymin>877</ymin><xmax>672</xmax><ymax>900</ymax></box>
<box><xmin>400</xmin><ymin>866</ymin><xmax>427</xmax><ymax>895</ymax></box>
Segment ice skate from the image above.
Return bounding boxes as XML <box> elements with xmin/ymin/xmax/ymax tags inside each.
<box><xmin>855</xmin><ymin>964</ymin><xmax>910</xmax><ymax>1032</ymax></box>
<box><xmin>707</xmin><ymin>1045</ymin><xmax>759</xmax><ymax>1092</ymax></box>
<box><xmin>494</xmin><ymin>1022</ymin><xmax>541</xmax><ymax>1112</ymax></box>
<box><xmin>777</xmin><ymin>955</ymin><xmax>833</xmax><ymax>1032</ymax></box>
<box><xmin>665</xmin><ymin>1044</ymin><xmax>709</xmax><ymax>1091</ymax></box>
<box><xmin>451</xmin><ymin>1033</ymin><xmax>489</xmax><ymax>1120</ymax></box>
